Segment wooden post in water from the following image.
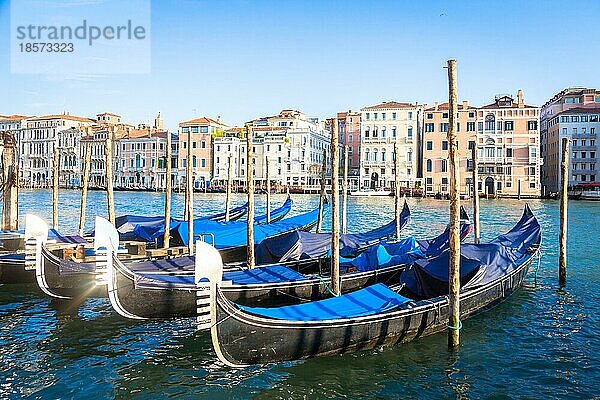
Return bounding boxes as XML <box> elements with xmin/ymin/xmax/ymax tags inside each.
<box><xmin>518</xmin><ymin>179</ymin><xmax>522</xmax><ymax>200</ymax></box>
<box><xmin>246</xmin><ymin>124</ymin><xmax>255</xmax><ymax>269</ymax></box>
<box><xmin>78</xmin><ymin>141</ymin><xmax>91</xmax><ymax>236</ymax></box>
<box><xmin>316</xmin><ymin>147</ymin><xmax>327</xmax><ymax>233</ymax></box>
<box><xmin>559</xmin><ymin>137</ymin><xmax>569</xmax><ymax>285</ymax></box>
<box><xmin>471</xmin><ymin>144</ymin><xmax>480</xmax><ymax>244</ymax></box>
<box><xmin>52</xmin><ymin>146</ymin><xmax>59</xmax><ymax>229</ymax></box>
<box><xmin>105</xmin><ymin>129</ymin><xmax>116</xmax><ymax>225</ymax></box>
<box><xmin>186</xmin><ymin>126</ymin><xmax>194</xmax><ymax>254</ymax></box>
<box><xmin>330</xmin><ymin>118</ymin><xmax>341</xmax><ymax>296</ymax></box>
<box><xmin>225</xmin><ymin>155</ymin><xmax>233</xmax><ymax>222</ymax></box>
<box><xmin>163</xmin><ymin>132</ymin><xmax>172</xmax><ymax>248</ymax></box>
<box><xmin>266</xmin><ymin>157</ymin><xmax>271</xmax><ymax>224</ymax></box>
<box><xmin>341</xmin><ymin>146</ymin><xmax>349</xmax><ymax>234</ymax></box>
<box><xmin>446</xmin><ymin>59</ymin><xmax>461</xmax><ymax>350</ymax></box>
<box><xmin>394</xmin><ymin>142</ymin><xmax>401</xmax><ymax>239</ymax></box>
<box><xmin>1</xmin><ymin>132</ymin><xmax>19</xmax><ymax>230</ymax></box>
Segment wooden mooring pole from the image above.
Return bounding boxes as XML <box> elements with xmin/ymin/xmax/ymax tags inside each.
<box><xmin>246</xmin><ymin>124</ymin><xmax>255</xmax><ymax>269</ymax></box>
<box><xmin>471</xmin><ymin>144</ymin><xmax>480</xmax><ymax>244</ymax></box>
<box><xmin>266</xmin><ymin>157</ymin><xmax>271</xmax><ymax>224</ymax></box>
<box><xmin>186</xmin><ymin>127</ymin><xmax>194</xmax><ymax>254</ymax></box>
<box><xmin>316</xmin><ymin>147</ymin><xmax>327</xmax><ymax>233</ymax></box>
<box><xmin>330</xmin><ymin>118</ymin><xmax>341</xmax><ymax>296</ymax></box>
<box><xmin>225</xmin><ymin>155</ymin><xmax>233</xmax><ymax>222</ymax></box>
<box><xmin>341</xmin><ymin>146</ymin><xmax>349</xmax><ymax>234</ymax></box>
<box><xmin>163</xmin><ymin>132</ymin><xmax>172</xmax><ymax>248</ymax></box>
<box><xmin>52</xmin><ymin>146</ymin><xmax>59</xmax><ymax>229</ymax></box>
<box><xmin>447</xmin><ymin>59</ymin><xmax>461</xmax><ymax>350</ymax></box>
<box><xmin>394</xmin><ymin>142</ymin><xmax>401</xmax><ymax>238</ymax></box>
<box><xmin>559</xmin><ymin>137</ymin><xmax>569</xmax><ymax>285</ymax></box>
<box><xmin>1</xmin><ymin>132</ymin><xmax>19</xmax><ymax>231</ymax></box>
<box><xmin>105</xmin><ymin>129</ymin><xmax>116</xmax><ymax>225</ymax></box>
<box><xmin>78</xmin><ymin>141</ymin><xmax>91</xmax><ymax>236</ymax></box>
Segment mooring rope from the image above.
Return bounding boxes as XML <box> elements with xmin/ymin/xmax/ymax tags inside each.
<box><xmin>446</xmin><ymin>320</ymin><xmax>462</xmax><ymax>330</ymax></box>
<box><xmin>312</xmin><ymin>274</ymin><xmax>339</xmax><ymax>297</ymax></box>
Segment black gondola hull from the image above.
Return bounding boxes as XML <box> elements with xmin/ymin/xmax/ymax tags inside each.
<box><xmin>211</xmin><ymin>255</ymin><xmax>534</xmax><ymax>366</ymax></box>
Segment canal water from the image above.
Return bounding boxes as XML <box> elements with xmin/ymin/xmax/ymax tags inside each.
<box><xmin>1</xmin><ymin>190</ymin><xmax>598</xmax><ymax>399</ymax></box>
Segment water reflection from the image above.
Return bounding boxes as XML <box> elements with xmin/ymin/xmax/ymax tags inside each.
<box><xmin>1</xmin><ymin>193</ymin><xmax>599</xmax><ymax>398</ymax></box>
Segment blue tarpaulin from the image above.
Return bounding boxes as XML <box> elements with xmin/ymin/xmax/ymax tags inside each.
<box><xmin>400</xmin><ymin>205</ymin><xmax>540</xmax><ymax>298</ymax></box>
<box><xmin>239</xmin><ymin>283</ymin><xmax>412</xmax><ymax>321</ymax></box>
<box><xmin>145</xmin><ymin>205</ymin><xmax>323</xmax><ymax>248</ymax></box>
<box><xmin>255</xmin><ymin>201</ymin><xmax>411</xmax><ymax>264</ymax></box>
<box><xmin>134</xmin><ymin>264</ymin><xmax>309</xmax><ymax>289</ymax></box>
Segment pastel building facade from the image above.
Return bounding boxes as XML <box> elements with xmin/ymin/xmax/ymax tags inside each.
<box><xmin>359</xmin><ymin>101</ymin><xmax>422</xmax><ymax>190</ymax></box>
<box><xmin>422</xmin><ymin>101</ymin><xmax>477</xmax><ymax>196</ymax></box>
<box><xmin>336</xmin><ymin>111</ymin><xmax>361</xmax><ymax>190</ymax></box>
<box><xmin>178</xmin><ymin>117</ymin><xmax>227</xmax><ymax>189</ymax></box>
<box><xmin>541</xmin><ymin>88</ymin><xmax>600</xmax><ymax>193</ymax></box>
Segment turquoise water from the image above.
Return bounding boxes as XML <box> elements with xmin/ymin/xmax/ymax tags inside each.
<box><xmin>1</xmin><ymin>190</ymin><xmax>599</xmax><ymax>399</ymax></box>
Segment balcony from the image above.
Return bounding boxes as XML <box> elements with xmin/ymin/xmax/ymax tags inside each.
<box><xmin>572</xmin><ymin>157</ymin><xmax>597</xmax><ymax>162</ymax></box>
<box><xmin>572</xmin><ymin>132</ymin><xmax>597</xmax><ymax>138</ymax></box>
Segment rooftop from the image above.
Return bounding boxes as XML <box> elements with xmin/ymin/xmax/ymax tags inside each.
<box><xmin>556</xmin><ymin>103</ymin><xmax>600</xmax><ymax>115</ymax></box>
<box><xmin>29</xmin><ymin>114</ymin><xmax>95</xmax><ymax>123</ymax></box>
<box><xmin>424</xmin><ymin>102</ymin><xmax>475</xmax><ymax>111</ymax></box>
<box><xmin>362</xmin><ymin>101</ymin><xmax>417</xmax><ymax>111</ymax></box>
<box><xmin>179</xmin><ymin>116</ymin><xmax>226</xmax><ymax>127</ymax></box>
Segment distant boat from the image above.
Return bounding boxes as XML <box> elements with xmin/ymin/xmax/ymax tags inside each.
<box><xmin>349</xmin><ymin>189</ymin><xmax>393</xmax><ymax>197</ymax></box>
<box><xmin>568</xmin><ymin>182</ymin><xmax>600</xmax><ymax>200</ymax></box>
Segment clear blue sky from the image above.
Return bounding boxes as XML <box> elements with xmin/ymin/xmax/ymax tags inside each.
<box><xmin>1</xmin><ymin>0</ymin><xmax>599</xmax><ymax>131</ymax></box>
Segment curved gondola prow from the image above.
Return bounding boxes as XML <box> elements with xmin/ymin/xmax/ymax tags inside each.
<box><xmin>194</xmin><ymin>240</ymin><xmax>224</xmax><ymax>328</ymax></box>
<box><xmin>96</xmin><ymin>216</ymin><xmax>144</xmax><ymax>320</ymax></box>
<box><xmin>25</xmin><ymin>214</ymin><xmax>69</xmax><ymax>299</ymax></box>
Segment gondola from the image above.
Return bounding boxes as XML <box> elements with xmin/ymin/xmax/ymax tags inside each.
<box><xmin>0</xmin><ymin>228</ymin><xmax>88</xmax><ymax>285</ymax></box>
<box><xmin>206</xmin><ymin>205</ymin><xmax>541</xmax><ymax>366</ymax></box>
<box><xmin>27</xmin><ymin>204</ymin><xmax>322</xmax><ymax>300</ymax></box>
<box><xmin>128</xmin><ymin>196</ymin><xmax>293</xmax><ymax>247</ymax></box>
<box><xmin>101</xmin><ymin>205</ymin><xmax>467</xmax><ymax>321</ymax></box>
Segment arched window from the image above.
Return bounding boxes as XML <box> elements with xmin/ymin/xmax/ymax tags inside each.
<box><xmin>426</xmin><ymin>159</ymin><xmax>432</xmax><ymax>172</ymax></box>
<box><xmin>373</xmin><ymin>149</ymin><xmax>378</xmax><ymax>161</ymax></box>
<box><xmin>364</xmin><ymin>149</ymin><xmax>370</xmax><ymax>161</ymax></box>
<box><xmin>193</xmin><ymin>155</ymin><xmax>197</xmax><ymax>168</ymax></box>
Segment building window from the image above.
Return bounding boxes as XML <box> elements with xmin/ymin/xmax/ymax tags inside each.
<box><xmin>442</xmin><ymin>140</ymin><xmax>448</xmax><ymax>151</ymax></box>
<box><xmin>408</xmin><ymin>112</ymin><xmax>413</xmax><ymax>120</ymax></box>
<box><xmin>392</xmin><ymin>128</ymin><xmax>397</xmax><ymax>137</ymax></box>
<box><xmin>440</xmin><ymin>123</ymin><xmax>449</xmax><ymax>132</ymax></box>
<box><xmin>426</xmin><ymin>141</ymin><xmax>433</xmax><ymax>151</ymax></box>
<box><xmin>425</xmin><ymin>123</ymin><xmax>434</xmax><ymax>132</ymax></box>
<box><xmin>201</xmin><ymin>159</ymin><xmax>206</xmax><ymax>168</ymax></box>
<box><xmin>182</xmin><ymin>127</ymin><xmax>189</xmax><ymax>133</ymax></box>
<box><xmin>504</xmin><ymin>121</ymin><xmax>514</xmax><ymax>131</ymax></box>
<box><xmin>441</xmin><ymin>159</ymin><xmax>447</xmax><ymax>172</ymax></box>
<box><xmin>374</xmin><ymin>113</ymin><xmax>378</xmax><ymax>120</ymax></box>
<box><xmin>192</xmin><ymin>141</ymin><xmax>197</xmax><ymax>149</ymax></box>
<box><xmin>191</xmin><ymin>127</ymin><xmax>199</xmax><ymax>133</ymax></box>
<box><xmin>528</xmin><ymin>120</ymin><xmax>538</xmax><ymax>130</ymax></box>
<box><xmin>201</xmin><ymin>141</ymin><xmax>206</xmax><ymax>148</ymax></box>
<box><xmin>366</xmin><ymin>113</ymin><xmax>370</xmax><ymax>120</ymax></box>
<box><xmin>443</xmin><ymin>112</ymin><xmax>449</xmax><ymax>118</ymax></box>
<box><xmin>506</xmin><ymin>148</ymin><xmax>513</xmax><ymax>157</ymax></box>
<box><xmin>426</xmin><ymin>159</ymin><xmax>432</xmax><ymax>172</ymax></box>
<box><xmin>468</xmin><ymin>141</ymin><xmax>475</xmax><ymax>150</ymax></box>
<box><xmin>392</xmin><ymin>112</ymin><xmax>397</xmax><ymax>120</ymax></box>
<box><xmin>467</xmin><ymin>122</ymin><xmax>475</xmax><ymax>132</ymax></box>
<box><xmin>201</xmin><ymin>126</ymin><xmax>208</xmax><ymax>133</ymax></box>
<box><xmin>192</xmin><ymin>156</ymin><xmax>197</xmax><ymax>168</ymax></box>
<box><xmin>382</xmin><ymin>113</ymin><xmax>386</xmax><ymax>120</ymax></box>
<box><xmin>407</xmin><ymin>127</ymin><xmax>413</xmax><ymax>139</ymax></box>
<box><xmin>426</xmin><ymin>113</ymin><xmax>433</xmax><ymax>119</ymax></box>
<box><xmin>529</xmin><ymin>167</ymin><xmax>535</xmax><ymax>175</ymax></box>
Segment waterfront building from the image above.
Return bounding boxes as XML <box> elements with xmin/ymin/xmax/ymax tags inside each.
<box><xmin>116</xmin><ymin>130</ymin><xmax>177</xmax><ymax>189</ymax></box>
<box><xmin>20</xmin><ymin>113</ymin><xmax>95</xmax><ymax>187</ymax></box>
<box><xmin>421</xmin><ymin>91</ymin><xmax>541</xmax><ymax>198</ymax></box>
<box><xmin>474</xmin><ymin>91</ymin><xmax>541</xmax><ymax>197</ymax></box>
<box><xmin>178</xmin><ymin>117</ymin><xmax>228</xmax><ymax>190</ymax></box>
<box><xmin>250</xmin><ymin>109</ymin><xmax>330</xmax><ymax>191</ymax></box>
<box><xmin>336</xmin><ymin>111</ymin><xmax>361</xmax><ymax>190</ymax></box>
<box><xmin>422</xmin><ymin>101</ymin><xmax>477</xmax><ymax>196</ymax></box>
<box><xmin>359</xmin><ymin>101</ymin><xmax>422</xmax><ymax>190</ymax></box>
<box><xmin>212</xmin><ymin>127</ymin><xmax>245</xmax><ymax>189</ymax></box>
<box><xmin>541</xmin><ymin>88</ymin><xmax>600</xmax><ymax>193</ymax></box>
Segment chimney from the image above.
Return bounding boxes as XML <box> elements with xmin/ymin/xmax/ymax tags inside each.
<box><xmin>517</xmin><ymin>89</ymin><xmax>524</xmax><ymax>108</ymax></box>
<box><xmin>434</xmin><ymin>102</ymin><xmax>439</xmax><ymax>111</ymax></box>
<box><xmin>462</xmin><ymin>100</ymin><xmax>469</xmax><ymax>109</ymax></box>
